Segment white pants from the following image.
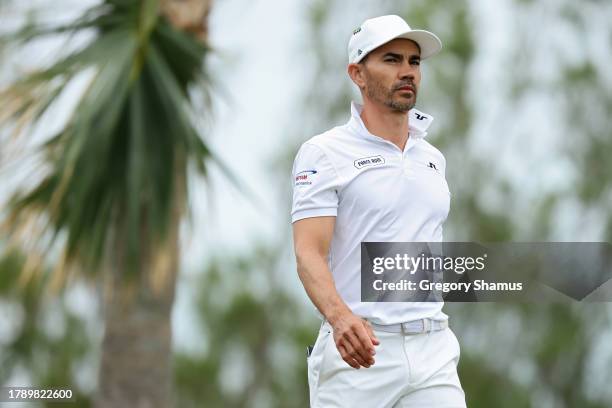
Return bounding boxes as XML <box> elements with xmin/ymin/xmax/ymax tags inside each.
<box><xmin>307</xmin><ymin>321</ymin><xmax>466</xmax><ymax>407</ymax></box>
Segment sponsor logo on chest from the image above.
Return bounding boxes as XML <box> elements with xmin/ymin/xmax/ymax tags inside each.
<box><xmin>354</xmin><ymin>155</ymin><xmax>385</xmax><ymax>170</ymax></box>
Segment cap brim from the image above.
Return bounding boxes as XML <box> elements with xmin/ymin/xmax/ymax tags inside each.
<box><xmin>350</xmin><ymin>27</ymin><xmax>443</xmax><ymax>64</ymax></box>
<box><xmin>395</xmin><ymin>30</ymin><xmax>442</xmax><ymax>60</ymax></box>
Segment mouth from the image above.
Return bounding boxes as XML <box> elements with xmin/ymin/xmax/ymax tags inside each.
<box><xmin>397</xmin><ymin>86</ymin><xmax>415</xmax><ymax>93</ymax></box>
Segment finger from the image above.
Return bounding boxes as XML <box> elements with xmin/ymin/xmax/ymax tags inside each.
<box><xmin>353</xmin><ymin>324</ymin><xmax>376</xmax><ymax>359</ymax></box>
<box><xmin>344</xmin><ymin>331</ymin><xmax>374</xmax><ymax>366</ymax></box>
<box><xmin>339</xmin><ymin>336</ymin><xmax>370</xmax><ymax>367</ymax></box>
<box><xmin>362</xmin><ymin>320</ymin><xmax>380</xmax><ymax>347</ymax></box>
<box><xmin>338</xmin><ymin>344</ymin><xmax>360</xmax><ymax>369</ymax></box>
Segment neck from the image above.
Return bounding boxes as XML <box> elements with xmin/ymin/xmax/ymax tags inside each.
<box><xmin>360</xmin><ymin>98</ymin><xmax>410</xmax><ymax>151</ymax></box>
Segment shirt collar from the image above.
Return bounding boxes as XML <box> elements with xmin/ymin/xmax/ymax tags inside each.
<box><xmin>349</xmin><ymin>101</ymin><xmax>434</xmax><ymax>141</ymax></box>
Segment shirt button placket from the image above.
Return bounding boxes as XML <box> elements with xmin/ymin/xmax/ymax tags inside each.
<box><xmin>402</xmin><ymin>152</ymin><xmax>412</xmax><ymax>177</ymax></box>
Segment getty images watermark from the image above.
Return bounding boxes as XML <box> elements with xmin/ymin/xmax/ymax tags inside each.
<box><xmin>361</xmin><ymin>242</ymin><xmax>612</xmax><ymax>302</ymax></box>
<box><xmin>371</xmin><ymin>251</ymin><xmax>524</xmax><ymax>293</ymax></box>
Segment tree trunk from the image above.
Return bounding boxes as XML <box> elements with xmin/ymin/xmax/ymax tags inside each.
<box><xmin>95</xmin><ymin>169</ymin><xmax>187</xmax><ymax>407</ymax></box>
<box><xmin>94</xmin><ymin>180</ymin><xmax>183</xmax><ymax>408</ymax></box>
<box><xmin>94</xmin><ymin>245</ymin><xmax>178</xmax><ymax>408</ymax></box>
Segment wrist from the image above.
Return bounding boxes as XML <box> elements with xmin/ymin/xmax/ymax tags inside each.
<box><xmin>325</xmin><ymin>304</ymin><xmax>352</xmax><ymax>326</ymax></box>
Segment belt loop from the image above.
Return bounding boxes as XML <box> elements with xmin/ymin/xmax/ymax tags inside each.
<box><xmin>423</xmin><ymin>319</ymin><xmax>431</xmax><ymax>333</ymax></box>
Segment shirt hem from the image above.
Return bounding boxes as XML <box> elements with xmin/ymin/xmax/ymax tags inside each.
<box><xmin>291</xmin><ymin>208</ymin><xmax>338</xmax><ymax>223</ymax></box>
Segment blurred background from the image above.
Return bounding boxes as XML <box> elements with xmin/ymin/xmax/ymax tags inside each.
<box><xmin>1</xmin><ymin>0</ymin><xmax>611</xmax><ymax>407</ymax></box>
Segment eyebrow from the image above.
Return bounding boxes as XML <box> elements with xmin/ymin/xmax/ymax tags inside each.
<box><xmin>382</xmin><ymin>52</ymin><xmax>421</xmax><ymax>61</ymax></box>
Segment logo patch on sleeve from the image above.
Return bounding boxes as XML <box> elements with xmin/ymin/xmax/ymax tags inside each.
<box><xmin>354</xmin><ymin>155</ymin><xmax>385</xmax><ymax>170</ymax></box>
<box><xmin>295</xmin><ymin>169</ymin><xmax>317</xmax><ymax>186</ymax></box>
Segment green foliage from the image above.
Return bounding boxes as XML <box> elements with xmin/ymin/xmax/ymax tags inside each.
<box><xmin>448</xmin><ymin>302</ymin><xmax>612</xmax><ymax>407</ymax></box>
<box><xmin>0</xmin><ymin>0</ymin><xmax>213</xmax><ymax>279</ymax></box>
<box><xmin>0</xmin><ymin>248</ymin><xmax>93</xmax><ymax>407</ymax></box>
<box><xmin>1</xmin><ymin>243</ymin><xmax>316</xmax><ymax>407</ymax></box>
<box><xmin>174</xmin><ymin>247</ymin><xmax>315</xmax><ymax>408</ymax></box>
<box><xmin>458</xmin><ymin>352</ymin><xmax>531</xmax><ymax>408</ymax></box>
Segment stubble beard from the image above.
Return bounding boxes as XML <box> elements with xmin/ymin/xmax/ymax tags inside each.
<box><xmin>364</xmin><ymin>73</ymin><xmax>417</xmax><ymax>113</ymax></box>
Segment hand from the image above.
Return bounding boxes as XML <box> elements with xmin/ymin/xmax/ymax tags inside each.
<box><xmin>329</xmin><ymin>311</ymin><xmax>380</xmax><ymax>369</ymax></box>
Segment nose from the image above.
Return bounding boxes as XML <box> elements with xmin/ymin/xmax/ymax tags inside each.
<box><xmin>398</xmin><ymin>61</ymin><xmax>416</xmax><ymax>81</ymax></box>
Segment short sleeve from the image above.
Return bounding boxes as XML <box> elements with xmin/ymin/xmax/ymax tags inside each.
<box><xmin>291</xmin><ymin>143</ymin><xmax>341</xmax><ymax>223</ymax></box>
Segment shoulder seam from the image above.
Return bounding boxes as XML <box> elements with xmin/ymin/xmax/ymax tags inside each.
<box><xmin>302</xmin><ymin>142</ymin><xmax>344</xmax><ymax>188</ymax></box>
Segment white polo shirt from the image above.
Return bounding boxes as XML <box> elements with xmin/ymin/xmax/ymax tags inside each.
<box><xmin>292</xmin><ymin>102</ymin><xmax>451</xmax><ymax>324</ymax></box>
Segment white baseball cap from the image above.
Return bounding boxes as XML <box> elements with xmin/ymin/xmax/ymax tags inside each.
<box><xmin>348</xmin><ymin>15</ymin><xmax>442</xmax><ymax>64</ymax></box>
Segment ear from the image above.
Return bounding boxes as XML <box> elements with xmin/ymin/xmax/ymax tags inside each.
<box><xmin>347</xmin><ymin>63</ymin><xmax>366</xmax><ymax>90</ymax></box>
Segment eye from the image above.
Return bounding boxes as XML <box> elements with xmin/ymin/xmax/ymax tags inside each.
<box><xmin>410</xmin><ymin>59</ymin><xmax>421</xmax><ymax>66</ymax></box>
<box><xmin>384</xmin><ymin>57</ymin><xmax>399</xmax><ymax>63</ymax></box>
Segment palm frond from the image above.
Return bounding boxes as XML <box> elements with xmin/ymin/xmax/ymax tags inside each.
<box><xmin>1</xmin><ymin>0</ymin><xmax>217</xmax><ymax>282</ymax></box>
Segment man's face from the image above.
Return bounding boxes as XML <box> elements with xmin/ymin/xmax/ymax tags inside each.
<box><xmin>357</xmin><ymin>39</ymin><xmax>422</xmax><ymax>112</ymax></box>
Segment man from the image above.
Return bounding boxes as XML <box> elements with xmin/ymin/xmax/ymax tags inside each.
<box><xmin>291</xmin><ymin>15</ymin><xmax>466</xmax><ymax>407</ymax></box>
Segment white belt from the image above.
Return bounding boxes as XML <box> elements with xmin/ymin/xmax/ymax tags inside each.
<box><xmin>367</xmin><ymin>318</ymin><xmax>448</xmax><ymax>334</ymax></box>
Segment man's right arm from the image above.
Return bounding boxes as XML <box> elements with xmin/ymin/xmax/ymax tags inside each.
<box><xmin>292</xmin><ymin>216</ymin><xmax>379</xmax><ymax>369</ymax></box>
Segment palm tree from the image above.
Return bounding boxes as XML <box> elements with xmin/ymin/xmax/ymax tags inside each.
<box><xmin>1</xmin><ymin>0</ymin><xmax>213</xmax><ymax>406</ymax></box>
